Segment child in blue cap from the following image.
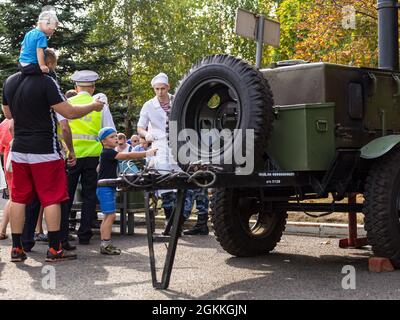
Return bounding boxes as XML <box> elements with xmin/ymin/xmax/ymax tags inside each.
<box><xmin>96</xmin><ymin>127</ymin><xmax>157</xmax><ymax>255</ymax></box>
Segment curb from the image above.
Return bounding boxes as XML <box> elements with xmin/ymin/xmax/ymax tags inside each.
<box><xmin>0</xmin><ymin>210</ymin><xmax>366</xmax><ymax>239</ymax></box>
<box><xmin>284</xmin><ymin>221</ymin><xmax>366</xmax><ymax>238</ymax></box>
<box><xmin>128</xmin><ymin>213</ymin><xmax>365</xmax><ymax>239</ymax></box>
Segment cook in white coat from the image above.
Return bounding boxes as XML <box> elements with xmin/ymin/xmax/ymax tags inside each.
<box><xmin>137</xmin><ymin>73</ymin><xmax>190</xmax><ymax>232</ymax></box>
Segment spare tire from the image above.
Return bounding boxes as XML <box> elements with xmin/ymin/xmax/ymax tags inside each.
<box><xmin>170</xmin><ymin>55</ymin><xmax>274</xmax><ymax>173</ymax></box>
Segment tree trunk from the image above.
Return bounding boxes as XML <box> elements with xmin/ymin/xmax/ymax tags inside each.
<box><xmin>124</xmin><ymin>0</ymin><xmax>134</xmax><ymax>136</ymax></box>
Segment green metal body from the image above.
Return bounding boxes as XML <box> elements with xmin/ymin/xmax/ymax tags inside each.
<box><xmin>267</xmin><ymin>103</ymin><xmax>335</xmax><ymax>171</ymax></box>
<box><xmin>262</xmin><ymin>62</ymin><xmax>400</xmax><ymax>171</ymax></box>
<box><xmin>360</xmin><ymin>135</ymin><xmax>400</xmax><ymax>159</ymax></box>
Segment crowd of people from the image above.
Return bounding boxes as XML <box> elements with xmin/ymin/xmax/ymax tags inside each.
<box><xmin>0</xmin><ymin>8</ymin><xmax>209</xmax><ymax>263</ymax></box>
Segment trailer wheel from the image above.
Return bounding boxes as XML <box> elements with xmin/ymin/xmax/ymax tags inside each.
<box><xmin>210</xmin><ymin>188</ymin><xmax>287</xmax><ymax>257</ymax></box>
<box><xmin>363</xmin><ymin>146</ymin><xmax>400</xmax><ymax>267</ymax></box>
<box><xmin>170</xmin><ymin>54</ymin><xmax>274</xmax><ymax>172</ymax></box>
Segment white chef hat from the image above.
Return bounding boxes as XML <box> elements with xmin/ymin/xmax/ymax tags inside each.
<box><xmin>151</xmin><ymin>73</ymin><xmax>169</xmax><ymax>87</ymax></box>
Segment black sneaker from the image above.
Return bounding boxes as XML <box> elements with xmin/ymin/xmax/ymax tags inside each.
<box><xmin>11</xmin><ymin>248</ymin><xmax>27</xmax><ymax>262</ymax></box>
<box><xmin>45</xmin><ymin>247</ymin><xmax>77</xmax><ymax>262</ymax></box>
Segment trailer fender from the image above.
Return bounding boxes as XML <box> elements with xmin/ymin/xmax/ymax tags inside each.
<box><xmin>360</xmin><ymin>135</ymin><xmax>400</xmax><ymax>159</ymax></box>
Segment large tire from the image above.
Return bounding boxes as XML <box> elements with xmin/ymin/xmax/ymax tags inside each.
<box><xmin>170</xmin><ymin>54</ymin><xmax>274</xmax><ymax>172</ymax></box>
<box><xmin>363</xmin><ymin>146</ymin><xmax>400</xmax><ymax>268</ymax></box>
<box><xmin>210</xmin><ymin>188</ymin><xmax>287</xmax><ymax>257</ymax></box>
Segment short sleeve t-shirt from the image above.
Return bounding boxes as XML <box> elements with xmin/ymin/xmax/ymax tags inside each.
<box><xmin>98</xmin><ymin>148</ymin><xmax>119</xmax><ymax>180</ymax></box>
<box><xmin>19</xmin><ymin>28</ymin><xmax>48</xmax><ymax>64</ymax></box>
<box><xmin>2</xmin><ymin>72</ymin><xmax>66</xmax><ymax>154</ymax></box>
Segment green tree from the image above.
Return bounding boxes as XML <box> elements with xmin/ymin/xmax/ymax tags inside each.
<box><xmin>274</xmin><ymin>0</ymin><xmax>311</xmax><ymax>61</ymax></box>
<box><xmin>0</xmin><ymin>1</ymin><xmax>119</xmax><ymax>98</ymax></box>
<box><xmin>293</xmin><ymin>0</ymin><xmax>378</xmax><ymax>67</ymax></box>
<box><xmin>90</xmin><ymin>0</ymin><xmax>279</xmax><ymax>134</ymax></box>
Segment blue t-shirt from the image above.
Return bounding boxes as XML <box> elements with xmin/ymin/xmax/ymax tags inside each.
<box><xmin>19</xmin><ymin>28</ymin><xmax>48</xmax><ymax>64</ymax></box>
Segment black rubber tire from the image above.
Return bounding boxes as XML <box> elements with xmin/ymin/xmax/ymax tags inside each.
<box><xmin>210</xmin><ymin>188</ymin><xmax>287</xmax><ymax>257</ymax></box>
<box><xmin>363</xmin><ymin>146</ymin><xmax>400</xmax><ymax>268</ymax></box>
<box><xmin>170</xmin><ymin>54</ymin><xmax>274</xmax><ymax>172</ymax></box>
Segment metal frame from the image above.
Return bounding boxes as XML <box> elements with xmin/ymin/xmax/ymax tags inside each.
<box><xmin>99</xmin><ymin>169</ymin><xmax>368</xmax><ymax>289</ymax></box>
<box><xmin>144</xmin><ymin>189</ymin><xmax>186</xmax><ymax>289</ymax></box>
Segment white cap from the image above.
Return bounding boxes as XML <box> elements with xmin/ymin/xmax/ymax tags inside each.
<box><xmin>38</xmin><ymin>10</ymin><xmax>59</xmax><ymax>27</ymax></box>
<box><xmin>151</xmin><ymin>73</ymin><xmax>169</xmax><ymax>87</ymax></box>
<box><xmin>71</xmin><ymin>70</ymin><xmax>99</xmax><ymax>87</ymax></box>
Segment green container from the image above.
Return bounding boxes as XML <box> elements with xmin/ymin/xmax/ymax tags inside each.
<box><xmin>266</xmin><ymin>103</ymin><xmax>335</xmax><ymax>171</ymax></box>
<box><xmin>126</xmin><ymin>190</ymin><xmax>145</xmax><ymax>210</ymax></box>
<box><xmin>115</xmin><ymin>190</ymin><xmax>145</xmax><ymax>209</ymax></box>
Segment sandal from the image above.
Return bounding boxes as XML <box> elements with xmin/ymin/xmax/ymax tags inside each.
<box><xmin>0</xmin><ymin>233</ymin><xmax>8</xmax><ymax>240</ymax></box>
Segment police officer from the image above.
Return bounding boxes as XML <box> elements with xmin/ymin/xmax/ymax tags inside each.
<box><xmin>67</xmin><ymin>70</ymin><xmax>115</xmax><ymax>245</ymax></box>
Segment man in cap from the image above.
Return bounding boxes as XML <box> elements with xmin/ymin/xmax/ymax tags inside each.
<box><xmin>66</xmin><ymin>70</ymin><xmax>115</xmax><ymax>245</ymax></box>
<box><xmin>137</xmin><ymin>73</ymin><xmax>192</xmax><ymax>235</ymax></box>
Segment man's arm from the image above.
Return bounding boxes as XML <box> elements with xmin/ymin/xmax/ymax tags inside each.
<box><xmin>59</xmin><ymin>119</ymin><xmax>76</xmax><ymax>166</ymax></box>
<box><xmin>2</xmin><ymin>105</ymin><xmax>12</xmax><ymax>120</ymax></box>
<box><xmin>137</xmin><ymin>127</ymin><xmax>147</xmax><ymax>138</ymax></box>
<box><xmin>9</xmin><ymin>119</ymin><xmax>14</xmax><ymax>137</ymax></box>
<box><xmin>137</xmin><ymin>104</ymin><xmax>150</xmax><ymax>139</ymax></box>
<box><xmin>52</xmin><ymin>100</ymin><xmax>104</xmax><ymax>120</ymax></box>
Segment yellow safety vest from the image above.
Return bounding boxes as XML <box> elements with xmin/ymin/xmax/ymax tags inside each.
<box><xmin>68</xmin><ymin>92</ymin><xmax>102</xmax><ymax>158</ymax></box>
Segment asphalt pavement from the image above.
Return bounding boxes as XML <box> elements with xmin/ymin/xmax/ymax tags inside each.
<box><xmin>0</xmin><ymin>217</ymin><xmax>399</xmax><ymax>299</ymax></box>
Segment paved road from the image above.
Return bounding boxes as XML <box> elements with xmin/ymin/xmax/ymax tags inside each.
<box><xmin>0</xmin><ymin>219</ymin><xmax>399</xmax><ymax>299</ymax></box>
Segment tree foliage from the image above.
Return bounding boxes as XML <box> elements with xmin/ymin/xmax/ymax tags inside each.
<box><xmin>89</xmin><ymin>0</ymin><xmax>277</xmax><ymax>133</ymax></box>
<box><xmin>0</xmin><ymin>0</ymin><xmax>119</xmax><ymax>97</ymax></box>
<box><xmin>1</xmin><ymin>0</ymin><xmax>384</xmax><ymax>130</ymax></box>
<box><xmin>292</xmin><ymin>0</ymin><xmax>378</xmax><ymax>67</ymax></box>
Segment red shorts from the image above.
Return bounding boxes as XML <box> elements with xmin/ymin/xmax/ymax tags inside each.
<box><xmin>12</xmin><ymin>159</ymin><xmax>69</xmax><ymax>208</ymax></box>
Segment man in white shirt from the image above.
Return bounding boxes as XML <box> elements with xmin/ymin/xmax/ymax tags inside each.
<box><xmin>137</xmin><ymin>73</ymin><xmax>191</xmax><ymax>234</ymax></box>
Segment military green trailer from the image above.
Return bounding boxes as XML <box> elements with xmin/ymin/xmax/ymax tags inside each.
<box><xmin>169</xmin><ymin>0</ymin><xmax>400</xmax><ymax>267</ymax></box>
<box><xmin>100</xmin><ymin>0</ymin><xmax>400</xmax><ymax>289</ymax></box>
